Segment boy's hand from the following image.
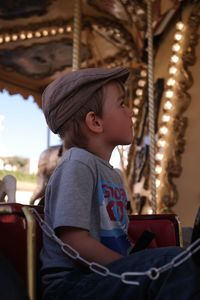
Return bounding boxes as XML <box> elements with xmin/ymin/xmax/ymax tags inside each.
<box><xmin>56</xmin><ymin>226</ymin><xmax>124</xmax><ymax>266</ymax></box>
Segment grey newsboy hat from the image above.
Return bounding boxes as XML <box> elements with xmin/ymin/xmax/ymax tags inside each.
<box><xmin>42</xmin><ymin>67</ymin><xmax>130</xmax><ymax>133</ymax></box>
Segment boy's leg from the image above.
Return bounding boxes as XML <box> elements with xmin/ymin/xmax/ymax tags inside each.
<box><xmin>151</xmin><ymin>254</ymin><xmax>200</xmax><ymax>300</ymax></box>
<box><xmin>48</xmin><ymin>246</ymin><xmax>200</xmax><ymax>300</ymax></box>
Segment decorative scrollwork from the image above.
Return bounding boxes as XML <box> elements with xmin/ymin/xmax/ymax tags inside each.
<box><xmin>123</xmin><ymin>2</ymin><xmax>200</xmax><ymax>215</ymax></box>
<box><xmin>157</xmin><ymin>2</ymin><xmax>200</xmax><ymax>213</ymax></box>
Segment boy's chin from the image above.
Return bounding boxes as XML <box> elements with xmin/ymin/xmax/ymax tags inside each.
<box><xmin>123</xmin><ymin>137</ymin><xmax>134</xmax><ymax>145</ymax></box>
<box><xmin>116</xmin><ymin>139</ymin><xmax>133</xmax><ymax>146</ymax></box>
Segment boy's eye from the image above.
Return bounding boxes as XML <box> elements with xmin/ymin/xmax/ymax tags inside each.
<box><xmin>120</xmin><ymin>100</ymin><xmax>128</xmax><ymax>107</ymax></box>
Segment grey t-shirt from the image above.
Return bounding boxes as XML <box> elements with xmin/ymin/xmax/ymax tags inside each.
<box><xmin>40</xmin><ymin>147</ymin><xmax>131</xmax><ymax>288</ymax></box>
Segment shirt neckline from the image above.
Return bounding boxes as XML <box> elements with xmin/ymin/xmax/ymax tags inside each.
<box><xmin>70</xmin><ymin>147</ymin><xmax>114</xmax><ymax>170</ymax></box>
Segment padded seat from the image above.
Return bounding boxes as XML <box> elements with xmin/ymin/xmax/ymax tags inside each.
<box><xmin>128</xmin><ymin>214</ymin><xmax>182</xmax><ymax>248</ymax></box>
<box><xmin>0</xmin><ymin>203</ymin><xmax>182</xmax><ymax>300</ymax></box>
<box><xmin>0</xmin><ymin>203</ymin><xmax>43</xmax><ymax>300</ymax></box>
<box><xmin>0</xmin><ymin>203</ymin><xmax>27</xmax><ymax>282</ymax></box>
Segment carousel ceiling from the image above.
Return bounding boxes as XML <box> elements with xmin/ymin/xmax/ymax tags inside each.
<box><xmin>0</xmin><ymin>0</ymin><xmax>190</xmax><ymax>106</ymax></box>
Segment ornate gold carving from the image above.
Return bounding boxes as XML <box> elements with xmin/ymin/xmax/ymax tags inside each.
<box><xmin>122</xmin><ymin>3</ymin><xmax>200</xmax><ymax>215</ymax></box>
<box><xmin>157</xmin><ymin>3</ymin><xmax>200</xmax><ymax>213</ymax></box>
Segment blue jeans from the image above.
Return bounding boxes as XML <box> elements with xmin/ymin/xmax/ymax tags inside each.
<box><xmin>43</xmin><ymin>247</ymin><xmax>200</xmax><ymax>300</ymax></box>
<box><xmin>0</xmin><ymin>253</ymin><xmax>29</xmax><ymax>300</ymax></box>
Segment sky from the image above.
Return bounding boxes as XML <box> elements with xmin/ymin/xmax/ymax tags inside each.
<box><xmin>0</xmin><ymin>90</ymin><xmax>61</xmax><ymax>162</ymax></box>
<box><xmin>0</xmin><ymin>90</ymin><xmax>121</xmax><ymax>171</ymax></box>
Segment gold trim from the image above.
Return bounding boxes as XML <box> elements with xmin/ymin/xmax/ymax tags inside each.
<box><xmin>175</xmin><ymin>215</ymin><xmax>183</xmax><ymax>248</ymax></box>
<box><xmin>22</xmin><ymin>206</ymin><xmax>36</xmax><ymax>300</ymax></box>
<box><xmin>157</xmin><ymin>3</ymin><xmax>200</xmax><ymax>213</ymax></box>
<box><xmin>124</xmin><ymin>3</ymin><xmax>200</xmax><ymax>215</ymax></box>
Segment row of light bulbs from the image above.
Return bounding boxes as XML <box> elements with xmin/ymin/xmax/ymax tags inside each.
<box><xmin>121</xmin><ymin>0</ymin><xmax>145</xmax><ymax>16</ymax></box>
<box><xmin>107</xmin><ymin>56</ymin><xmax>131</xmax><ymax>68</ymax></box>
<box><xmin>92</xmin><ymin>23</ymin><xmax>134</xmax><ymax>59</ymax></box>
<box><xmin>155</xmin><ymin>21</ymin><xmax>186</xmax><ymax>189</ymax></box>
<box><xmin>92</xmin><ymin>24</ymin><xmax>123</xmax><ymax>40</ymax></box>
<box><xmin>0</xmin><ymin>25</ymin><xmax>73</xmax><ymax>45</ymax></box>
<box><xmin>113</xmin><ymin>67</ymin><xmax>147</xmax><ymax>175</ymax></box>
<box><xmin>132</xmin><ymin>68</ymin><xmax>148</xmax><ymax>126</ymax></box>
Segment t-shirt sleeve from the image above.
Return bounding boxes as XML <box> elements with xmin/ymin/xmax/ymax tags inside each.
<box><xmin>48</xmin><ymin>160</ymin><xmax>96</xmax><ymax>231</ymax></box>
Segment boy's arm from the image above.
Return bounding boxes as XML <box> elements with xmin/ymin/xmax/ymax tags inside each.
<box><xmin>57</xmin><ymin>227</ymin><xmax>124</xmax><ymax>266</ymax></box>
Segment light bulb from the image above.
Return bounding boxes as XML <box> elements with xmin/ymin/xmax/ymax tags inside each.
<box><xmin>155</xmin><ymin>165</ymin><xmax>162</xmax><ymax>174</ymax></box>
<box><xmin>169</xmin><ymin>66</ymin><xmax>178</xmax><ymax>75</ymax></box>
<box><xmin>155</xmin><ymin>153</ymin><xmax>164</xmax><ymax>161</ymax></box>
<box><xmin>35</xmin><ymin>31</ymin><xmax>41</xmax><ymax>37</ymax></box>
<box><xmin>172</xmin><ymin>43</ymin><xmax>181</xmax><ymax>52</ymax></box>
<box><xmin>132</xmin><ymin>117</ymin><xmax>137</xmax><ymax>124</ymax></box>
<box><xmin>165</xmin><ymin>90</ymin><xmax>174</xmax><ymax>98</ymax></box>
<box><xmin>164</xmin><ymin>101</ymin><xmax>173</xmax><ymax>110</ymax></box>
<box><xmin>51</xmin><ymin>29</ymin><xmax>56</xmax><ymax>35</ymax></box>
<box><xmin>162</xmin><ymin>114</ymin><xmax>171</xmax><ymax>122</ymax></box>
<box><xmin>12</xmin><ymin>34</ymin><xmax>18</xmax><ymax>41</ymax></box>
<box><xmin>140</xmin><ymin>70</ymin><xmax>147</xmax><ymax>77</ymax></box>
<box><xmin>157</xmin><ymin>139</ymin><xmax>166</xmax><ymax>147</ymax></box>
<box><xmin>20</xmin><ymin>33</ymin><xmax>26</xmax><ymax>40</ymax></box>
<box><xmin>136</xmin><ymin>89</ymin><xmax>143</xmax><ymax>96</ymax></box>
<box><xmin>134</xmin><ymin>98</ymin><xmax>141</xmax><ymax>106</ymax></box>
<box><xmin>67</xmin><ymin>25</ymin><xmax>72</xmax><ymax>33</ymax></box>
<box><xmin>159</xmin><ymin>126</ymin><xmax>168</xmax><ymax>135</ymax></box>
<box><xmin>27</xmin><ymin>32</ymin><xmax>33</xmax><ymax>39</ymax></box>
<box><xmin>171</xmin><ymin>55</ymin><xmax>179</xmax><ymax>63</ymax></box>
<box><xmin>156</xmin><ymin>179</ymin><xmax>161</xmax><ymax>188</ymax></box>
<box><xmin>174</xmin><ymin>32</ymin><xmax>182</xmax><ymax>41</ymax></box>
<box><xmin>58</xmin><ymin>27</ymin><xmax>64</xmax><ymax>33</ymax></box>
<box><xmin>115</xmin><ymin>32</ymin><xmax>121</xmax><ymax>38</ymax></box>
<box><xmin>176</xmin><ymin>22</ymin><xmax>184</xmax><ymax>31</ymax></box>
<box><xmin>133</xmin><ymin>108</ymin><xmax>139</xmax><ymax>115</ymax></box>
<box><xmin>5</xmin><ymin>36</ymin><xmax>11</xmax><ymax>42</ymax></box>
<box><xmin>167</xmin><ymin>78</ymin><xmax>176</xmax><ymax>86</ymax></box>
<box><xmin>136</xmin><ymin>9</ymin><xmax>145</xmax><ymax>15</ymax></box>
<box><xmin>42</xmin><ymin>30</ymin><xmax>48</xmax><ymax>36</ymax></box>
<box><xmin>138</xmin><ymin>79</ymin><xmax>146</xmax><ymax>87</ymax></box>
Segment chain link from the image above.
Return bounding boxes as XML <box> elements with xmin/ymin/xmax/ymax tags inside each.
<box><xmin>32</xmin><ymin>208</ymin><xmax>200</xmax><ymax>285</ymax></box>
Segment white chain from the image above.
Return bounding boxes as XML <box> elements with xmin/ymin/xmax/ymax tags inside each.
<box><xmin>32</xmin><ymin>208</ymin><xmax>200</xmax><ymax>285</ymax></box>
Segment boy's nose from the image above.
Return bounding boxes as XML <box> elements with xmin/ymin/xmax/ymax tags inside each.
<box><xmin>127</xmin><ymin>107</ymin><xmax>133</xmax><ymax>117</ymax></box>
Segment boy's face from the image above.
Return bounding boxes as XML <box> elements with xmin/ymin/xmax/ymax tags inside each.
<box><xmin>101</xmin><ymin>81</ymin><xmax>133</xmax><ymax>147</ymax></box>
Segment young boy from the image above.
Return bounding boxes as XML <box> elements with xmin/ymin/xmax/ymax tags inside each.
<box><xmin>40</xmin><ymin>67</ymin><xmax>200</xmax><ymax>300</ymax></box>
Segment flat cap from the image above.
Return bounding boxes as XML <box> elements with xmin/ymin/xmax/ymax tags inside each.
<box><xmin>42</xmin><ymin>67</ymin><xmax>130</xmax><ymax>133</ymax></box>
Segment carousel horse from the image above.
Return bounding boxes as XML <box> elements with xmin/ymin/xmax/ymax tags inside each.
<box><xmin>30</xmin><ymin>145</ymin><xmax>64</xmax><ymax>205</ymax></box>
<box><xmin>0</xmin><ymin>175</ymin><xmax>16</xmax><ymax>203</ymax></box>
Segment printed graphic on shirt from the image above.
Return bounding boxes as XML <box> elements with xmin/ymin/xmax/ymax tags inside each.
<box><xmin>98</xmin><ymin>181</ymin><xmax>131</xmax><ymax>255</ymax></box>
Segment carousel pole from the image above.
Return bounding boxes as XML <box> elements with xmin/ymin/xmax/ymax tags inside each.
<box><xmin>46</xmin><ymin>0</ymin><xmax>81</xmax><ymax>148</ymax></box>
<box><xmin>72</xmin><ymin>0</ymin><xmax>81</xmax><ymax>71</ymax></box>
<box><xmin>147</xmin><ymin>0</ymin><xmax>157</xmax><ymax>213</ymax></box>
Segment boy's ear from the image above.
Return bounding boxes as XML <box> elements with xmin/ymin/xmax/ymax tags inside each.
<box><xmin>85</xmin><ymin>112</ymin><xmax>103</xmax><ymax>133</ymax></box>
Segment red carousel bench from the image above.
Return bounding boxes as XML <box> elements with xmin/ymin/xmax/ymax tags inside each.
<box><xmin>0</xmin><ymin>203</ymin><xmax>182</xmax><ymax>300</ymax></box>
<box><xmin>128</xmin><ymin>214</ymin><xmax>182</xmax><ymax>248</ymax></box>
<box><xmin>0</xmin><ymin>203</ymin><xmax>43</xmax><ymax>300</ymax></box>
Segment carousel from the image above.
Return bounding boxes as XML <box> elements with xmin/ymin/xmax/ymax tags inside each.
<box><xmin>0</xmin><ymin>1</ymin><xmax>200</xmax><ymax>299</ymax></box>
<box><xmin>0</xmin><ymin>0</ymin><xmax>200</xmax><ymax>222</ymax></box>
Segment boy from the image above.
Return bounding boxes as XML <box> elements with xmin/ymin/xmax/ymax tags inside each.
<box><xmin>41</xmin><ymin>67</ymin><xmax>200</xmax><ymax>300</ymax></box>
